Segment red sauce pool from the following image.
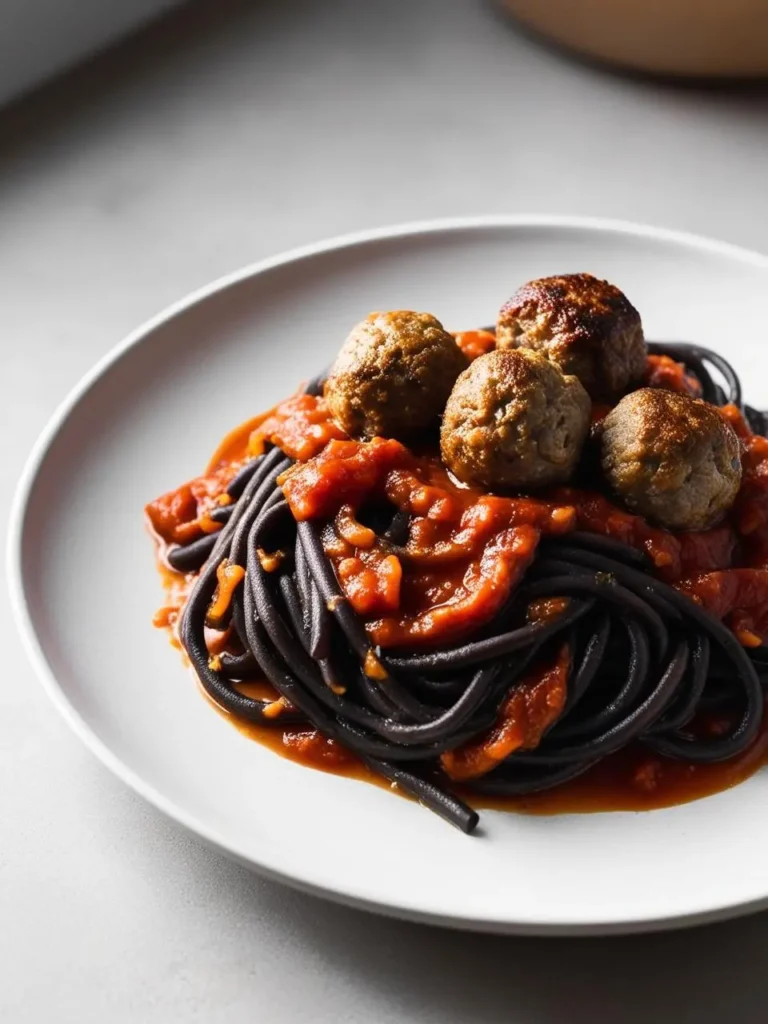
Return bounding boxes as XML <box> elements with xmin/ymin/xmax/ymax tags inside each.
<box><xmin>213</xmin><ymin>683</ymin><xmax>768</xmax><ymax>815</ymax></box>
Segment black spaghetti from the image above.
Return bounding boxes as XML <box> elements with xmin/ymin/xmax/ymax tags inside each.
<box><xmin>145</xmin><ymin>339</ymin><xmax>768</xmax><ymax>833</ymax></box>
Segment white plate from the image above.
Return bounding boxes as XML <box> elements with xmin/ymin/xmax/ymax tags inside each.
<box><xmin>10</xmin><ymin>216</ymin><xmax>768</xmax><ymax>935</ymax></box>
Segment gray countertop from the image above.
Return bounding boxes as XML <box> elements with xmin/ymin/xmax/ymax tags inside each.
<box><xmin>3</xmin><ymin>1</ymin><xmax>768</xmax><ymax>1020</ymax></box>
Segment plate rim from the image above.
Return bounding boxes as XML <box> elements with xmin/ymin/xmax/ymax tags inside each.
<box><xmin>9</xmin><ymin>213</ymin><xmax>768</xmax><ymax>936</ymax></box>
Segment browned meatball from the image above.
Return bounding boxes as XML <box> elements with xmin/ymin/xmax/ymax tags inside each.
<box><xmin>601</xmin><ymin>388</ymin><xmax>742</xmax><ymax>531</ymax></box>
<box><xmin>440</xmin><ymin>349</ymin><xmax>591</xmax><ymax>490</ymax></box>
<box><xmin>324</xmin><ymin>311</ymin><xmax>467</xmax><ymax>440</ymax></box>
<box><xmin>496</xmin><ymin>273</ymin><xmax>646</xmax><ymax>399</ymax></box>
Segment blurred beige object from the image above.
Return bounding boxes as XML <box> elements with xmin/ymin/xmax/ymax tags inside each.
<box><xmin>501</xmin><ymin>0</ymin><xmax>768</xmax><ymax>77</ymax></box>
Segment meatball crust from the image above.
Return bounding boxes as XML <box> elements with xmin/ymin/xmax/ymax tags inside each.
<box><xmin>324</xmin><ymin>310</ymin><xmax>467</xmax><ymax>440</ymax></box>
<box><xmin>496</xmin><ymin>273</ymin><xmax>646</xmax><ymax>399</ymax></box>
<box><xmin>440</xmin><ymin>348</ymin><xmax>591</xmax><ymax>490</ymax></box>
<box><xmin>601</xmin><ymin>388</ymin><xmax>742</xmax><ymax>531</ymax></box>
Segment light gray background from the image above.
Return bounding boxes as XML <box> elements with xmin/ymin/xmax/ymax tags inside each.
<box><xmin>3</xmin><ymin>1</ymin><xmax>768</xmax><ymax>1021</ymax></box>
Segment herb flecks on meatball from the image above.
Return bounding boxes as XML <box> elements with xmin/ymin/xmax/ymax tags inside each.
<box><xmin>496</xmin><ymin>273</ymin><xmax>646</xmax><ymax>400</ymax></box>
<box><xmin>601</xmin><ymin>388</ymin><xmax>742</xmax><ymax>531</ymax></box>
<box><xmin>440</xmin><ymin>349</ymin><xmax>591</xmax><ymax>490</ymax></box>
<box><xmin>324</xmin><ymin>311</ymin><xmax>467</xmax><ymax>440</ymax></box>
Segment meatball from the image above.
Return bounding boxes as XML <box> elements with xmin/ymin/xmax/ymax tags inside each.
<box><xmin>496</xmin><ymin>273</ymin><xmax>646</xmax><ymax>400</ymax></box>
<box><xmin>324</xmin><ymin>311</ymin><xmax>467</xmax><ymax>440</ymax></box>
<box><xmin>601</xmin><ymin>388</ymin><xmax>742</xmax><ymax>531</ymax></box>
<box><xmin>440</xmin><ymin>348</ymin><xmax>591</xmax><ymax>490</ymax></box>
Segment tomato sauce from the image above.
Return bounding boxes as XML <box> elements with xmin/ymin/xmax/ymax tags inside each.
<box><xmin>644</xmin><ymin>353</ymin><xmax>702</xmax><ymax>397</ymax></box>
<box><xmin>453</xmin><ymin>329</ymin><xmax>497</xmax><ymax>362</ymax></box>
<box><xmin>148</xmin><ymin>359</ymin><xmax>768</xmax><ymax>815</ymax></box>
<box><xmin>280</xmin><ymin>436</ymin><xmax>574</xmax><ymax>648</ymax></box>
<box><xmin>214</xmin><ymin>680</ymin><xmax>768</xmax><ymax>815</ymax></box>
<box><xmin>441</xmin><ymin>645</ymin><xmax>572</xmax><ymax>781</ymax></box>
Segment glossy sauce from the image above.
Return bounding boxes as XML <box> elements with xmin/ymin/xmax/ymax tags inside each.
<box><xmin>216</xmin><ymin>682</ymin><xmax>768</xmax><ymax>815</ymax></box>
<box><xmin>281</xmin><ymin>436</ymin><xmax>574</xmax><ymax>648</ymax></box>
<box><xmin>148</xmin><ymin>349</ymin><xmax>768</xmax><ymax>815</ymax></box>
